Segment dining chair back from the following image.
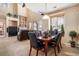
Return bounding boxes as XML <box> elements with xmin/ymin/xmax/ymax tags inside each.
<box><xmin>53</xmin><ymin>29</ymin><xmax>58</xmax><ymax>35</ymax></box>
<box><xmin>48</xmin><ymin>33</ymin><xmax>62</xmax><ymax>56</ymax></box>
<box><xmin>28</xmin><ymin>32</ymin><xmax>38</xmax><ymax>48</ymax></box>
<box><xmin>55</xmin><ymin>33</ymin><xmax>62</xmax><ymax>44</ymax></box>
<box><xmin>28</xmin><ymin>32</ymin><xmax>44</xmax><ymax>56</ymax></box>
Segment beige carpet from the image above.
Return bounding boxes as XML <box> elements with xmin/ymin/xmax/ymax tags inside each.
<box><xmin>0</xmin><ymin>36</ymin><xmax>79</xmax><ymax>56</ymax></box>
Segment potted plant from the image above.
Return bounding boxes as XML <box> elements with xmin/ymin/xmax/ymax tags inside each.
<box><xmin>7</xmin><ymin>13</ymin><xmax>12</xmax><ymax>16</ymax></box>
<box><xmin>61</xmin><ymin>24</ymin><xmax>65</xmax><ymax>37</ymax></box>
<box><xmin>13</xmin><ymin>14</ymin><xmax>18</xmax><ymax>18</ymax></box>
<box><xmin>69</xmin><ymin>31</ymin><xmax>77</xmax><ymax>47</ymax></box>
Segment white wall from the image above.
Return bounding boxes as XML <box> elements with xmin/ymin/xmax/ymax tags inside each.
<box><xmin>64</xmin><ymin>5</ymin><xmax>79</xmax><ymax>43</ymax></box>
<box><xmin>17</xmin><ymin>4</ymin><xmax>27</xmax><ymax>17</ymax></box>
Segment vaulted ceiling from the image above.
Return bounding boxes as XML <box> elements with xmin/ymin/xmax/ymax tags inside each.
<box><xmin>26</xmin><ymin>3</ymin><xmax>78</xmax><ymax>14</ymax></box>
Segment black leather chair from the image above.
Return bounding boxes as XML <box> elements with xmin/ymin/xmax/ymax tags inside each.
<box><xmin>35</xmin><ymin>30</ymin><xmax>42</xmax><ymax>37</ymax></box>
<box><xmin>49</xmin><ymin>31</ymin><xmax>55</xmax><ymax>37</ymax></box>
<box><xmin>49</xmin><ymin>29</ymin><xmax>58</xmax><ymax>36</ymax></box>
<box><xmin>48</xmin><ymin>33</ymin><xmax>62</xmax><ymax>56</ymax></box>
<box><xmin>28</xmin><ymin>32</ymin><xmax>45</xmax><ymax>56</ymax></box>
<box><xmin>53</xmin><ymin>29</ymin><xmax>58</xmax><ymax>35</ymax></box>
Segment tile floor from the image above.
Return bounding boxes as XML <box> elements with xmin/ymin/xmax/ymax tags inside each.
<box><xmin>0</xmin><ymin>36</ymin><xmax>79</xmax><ymax>56</ymax></box>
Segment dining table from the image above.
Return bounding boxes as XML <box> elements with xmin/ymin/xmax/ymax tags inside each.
<box><xmin>38</xmin><ymin>35</ymin><xmax>55</xmax><ymax>56</ymax></box>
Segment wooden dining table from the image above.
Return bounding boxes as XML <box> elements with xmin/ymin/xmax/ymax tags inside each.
<box><xmin>38</xmin><ymin>36</ymin><xmax>55</xmax><ymax>56</ymax></box>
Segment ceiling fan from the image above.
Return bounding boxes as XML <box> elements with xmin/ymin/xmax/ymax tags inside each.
<box><xmin>22</xmin><ymin>3</ymin><xmax>25</xmax><ymax>7</ymax></box>
<box><xmin>18</xmin><ymin>3</ymin><xmax>26</xmax><ymax>8</ymax></box>
<box><xmin>20</xmin><ymin>3</ymin><xmax>25</xmax><ymax>8</ymax></box>
<box><xmin>39</xmin><ymin>4</ymin><xmax>57</xmax><ymax>16</ymax></box>
<box><xmin>39</xmin><ymin>11</ymin><xmax>45</xmax><ymax>16</ymax></box>
<box><xmin>39</xmin><ymin>3</ymin><xmax>47</xmax><ymax>16</ymax></box>
<box><xmin>39</xmin><ymin>3</ymin><xmax>50</xmax><ymax>19</ymax></box>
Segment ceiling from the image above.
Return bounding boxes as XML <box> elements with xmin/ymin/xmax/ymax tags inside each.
<box><xmin>26</xmin><ymin>3</ymin><xmax>78</xmax><ymax>14</ymax></box>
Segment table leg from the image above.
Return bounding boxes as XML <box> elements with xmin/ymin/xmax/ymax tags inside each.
<box><xmin>44</xmin><ymin>40</ymin><xmax>48</xmax><ymax>56</ymax></box>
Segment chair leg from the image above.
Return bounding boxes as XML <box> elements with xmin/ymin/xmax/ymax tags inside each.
<box><xmin>43</xmin><ymin>48</ymin><xmax>47</xmax><ymax>56</ymax></box>
<box><xmin>36</xmin><ymin>49</ymin><xmax>39</xmax><ymax>56</ymax></box>
<box><xmin>29</xmin><ymin>46</ymin><xmax>32</xmax><ymax>56</ymax></box>
<box><xmin>57</xmin><ymin>45</ymin><xmax>60</xmax><ymax>53</ymax></box>
<box><xmin>60</xmin><ymin>42</ymin><xmax>62</xmax><ymax>48</ymax></box>
<box><xmin>54</xmin><ymin>47</ymin><xmax>57</xmax><ymax>56</ymax></box>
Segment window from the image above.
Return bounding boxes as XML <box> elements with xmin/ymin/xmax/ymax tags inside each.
<box><xmin>29</xmin><ymin>22</ymin><xmax>32</xmax><ymax>30</ymax></box>
<box><xmin>29</xmin><ymin>22</ymin><xmax>37</xmax><ymax>30</ymax></box>
<box><xmin>38</xmin><ymin>20</ymin><xmax>42</xmax><ymax>31</ymax></box>
<box><xmin>33</xmin><ymin>22</ymin><xmax>37</xmax><ymax>30</ymax></box>
<box><xmin>0</xmin><ymin>3</ymin><xmax>8</xmax><ymax>13</ymax></box>
<box><xmin>51</xmin><ymin>16</ymin><xmax>64</xmax><ymax>31</ymax></box>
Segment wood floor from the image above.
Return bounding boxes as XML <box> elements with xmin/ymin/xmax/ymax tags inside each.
<box><xmin>0</xmin><ymin>36</ymin><xmax>79</xmax><ymax>56</ymax></box>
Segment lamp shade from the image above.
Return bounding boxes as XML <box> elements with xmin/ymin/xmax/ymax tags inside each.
<box><xmin>42</xmin><ymin>15</ymin><xmax>50</xmax><ymax>19</ymax></box>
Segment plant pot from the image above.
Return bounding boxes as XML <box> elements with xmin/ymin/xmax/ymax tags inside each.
<box><xmin>70</xmin><ymin>41</ymin><xmax>75</xmax><ymax>48</ymax></box>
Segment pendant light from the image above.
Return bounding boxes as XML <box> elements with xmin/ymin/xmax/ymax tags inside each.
<box><xmin>42</xmin><ymin>3</ymin><xmax>50</xmax><ymax>19</ymax></box>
